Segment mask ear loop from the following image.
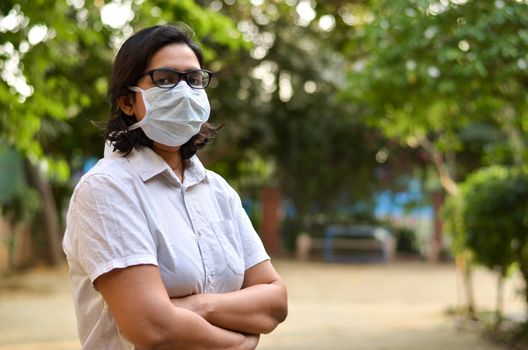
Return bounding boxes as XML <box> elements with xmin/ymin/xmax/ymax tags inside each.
<box><xmin>127</xmin><ymin>86</ymin><xmax>150</xmax><ymax>131</ymax></box>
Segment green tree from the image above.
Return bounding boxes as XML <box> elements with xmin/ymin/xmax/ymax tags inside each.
<box><xmin>343</xmin><ymin>0</ymin><xmax>528</xmax><ymax>313</ymax></box>
<box><xmin>0</xmin><ymin>0</ymin><xmax>116</xmax><ymax>263</ymax></box>
<box><xmin>345</xmin><ymin>0</ymin><xmax>528</xmax><ymax>194</ymax></box>
<box><xmin>200</xmin><ymin>0</ymin><xmax>386</xmax><ymax>242</ymax></box>
<box><xmin>458</xmin><ymin>166</ymin><xmax>528</xmax><ymax>320</ymax></box>
<box><xmin>0</xmin><ymin>0</ymin><xmax>247</xmax><ymax>265</ymax></box>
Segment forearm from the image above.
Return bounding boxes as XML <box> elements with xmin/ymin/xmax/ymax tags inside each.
<box><xmin>171</xmin><ymin>281</ymin><xmax>287</xmax><ymax>334</ymax></box>
<box><xmin>128</xmin><ymin>305</ymin><xmax>257</xmax><ymax>350</ymax></box>
<box><xmin>95</xmin><ymin>265</ymin><xmax>257</xmax><ymax>350</ymax></box>
<box><xmin>149</xmin><ymin>332</ymin><xmax>258</xmax><ymax>350</ymax></box>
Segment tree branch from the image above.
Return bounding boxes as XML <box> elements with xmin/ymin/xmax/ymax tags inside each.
<box><xmin>419</xmin><ymin>137</ymin><xmax>459</xmax><ymax>196</ymax></box>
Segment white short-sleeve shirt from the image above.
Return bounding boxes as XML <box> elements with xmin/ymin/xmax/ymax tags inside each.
<box><xmin>62</xmin><ymin>147</ymin><xmax>269</xmax><ymax>349</ymax></box>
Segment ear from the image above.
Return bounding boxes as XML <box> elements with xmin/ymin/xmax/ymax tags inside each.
<box><xmin>117</xmin><ymin>94</ymin><xmax>135</xmax><ymax>116</ymax></box>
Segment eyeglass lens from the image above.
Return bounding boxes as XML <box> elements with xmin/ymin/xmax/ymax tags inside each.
<box><xmin>151</xmin><ymin>69</ymin><xmax>210</xmax><ymax>89</ymax></box>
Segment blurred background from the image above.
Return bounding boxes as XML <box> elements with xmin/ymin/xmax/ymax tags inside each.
<box><xmin>0</xmin><ymin>0</ymin><xmax>527</xmax><ymax>349</ymax></box>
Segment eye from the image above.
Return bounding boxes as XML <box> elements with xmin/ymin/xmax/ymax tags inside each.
<box><xmin>151</xmin><ymin>69</ymin><xmax>179</xmax><ymax>87</ymax></box>
<box><xmin>187</xmin><ymin>72</ymin><xmax>203</xmax><ymax>84</ymax></box>
<box><xmin>187</xmin><ymin>70</ymin><xmax>208</xmax><ymax>88</ymax></box>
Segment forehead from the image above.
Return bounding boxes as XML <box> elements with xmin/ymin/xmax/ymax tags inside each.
<box><xmin>148</xmin><ymin>43</ymin><xmax>200</xmax><ymax>71</ymax></box>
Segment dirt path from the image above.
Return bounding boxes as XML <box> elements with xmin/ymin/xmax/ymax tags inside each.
<box><xmin>0</xmin><ymin>260</ymin><xmax>524</xmax><ymax>350</ymax></box>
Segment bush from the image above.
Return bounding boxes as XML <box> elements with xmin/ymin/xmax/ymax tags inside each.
<box><xmin>462</xmin><ymin>167</ymin><xmax>524</xmax><ymax>273</ymax></box>
<box><xmin>456</xmin><ymin>166</ymin><xmax>528</xmax><ymax>313</ymax></box>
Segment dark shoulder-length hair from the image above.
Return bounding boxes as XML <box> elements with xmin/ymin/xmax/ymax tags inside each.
<box><xmin>104</xmin><ymin>23</ymin><xmax>219</xmax><ymax>159</ymax></box>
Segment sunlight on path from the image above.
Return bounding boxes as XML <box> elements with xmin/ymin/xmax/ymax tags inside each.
<box><xmin>258</xmin><ymin>260</ymin><xmax>523</xmax><ymax>350</ymax></box>
<box><xmin>0</xmin><ymin>260</ymin><xmax>523</xmax><ymax>350</ymax></box>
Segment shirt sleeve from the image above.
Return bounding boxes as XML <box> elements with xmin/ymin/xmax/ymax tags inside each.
<box><xmin>229</xmin><ymin>188</ymin><xmax>270</xmax><ymax>271</ymax></box>
<box><xmin>64</xmin><ymin>173</ymin><xmax>158</xmax><ymax>283</ymax></box>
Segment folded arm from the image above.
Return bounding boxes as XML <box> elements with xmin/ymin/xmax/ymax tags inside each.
<box><xmin>94</xmin><ymin>264</ymin><xmax>259</xmax><ymax>350</ymax></box>
<box><xmin>171</xmin><ymin>260</ymin><xmax>288</xmax><ymax>334</ymax></box>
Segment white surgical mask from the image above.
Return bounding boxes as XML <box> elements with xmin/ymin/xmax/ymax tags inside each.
<box><xmin>128</xmin><ymin>83</ymin><xmax>211</xmax><ymax>147</ymax></box>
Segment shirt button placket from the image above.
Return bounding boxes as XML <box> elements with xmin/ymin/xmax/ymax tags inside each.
<box><xmin>186</xmin><ymin>187</ymin><xmax>215</xmax><ymax>293</ymax></box>
<box><xmin>199</xmin><ymin>234</ymin><xmax>216</xmax><ymax>293</ymax></box>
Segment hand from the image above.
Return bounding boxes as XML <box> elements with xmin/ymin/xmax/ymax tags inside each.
<box><xmin>170</xmin><ymin>294</ymin><xmax>208</xmax><ymax>318</ymax></box>
<box><xmin>244</xmin><ymin>334</ymin><xmax>260</xmax><ymax>349</ymax></box>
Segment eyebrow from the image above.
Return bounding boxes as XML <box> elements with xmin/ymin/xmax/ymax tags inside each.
<box><xmin>150</xmin><ymin>66</ymin><xmax>202</xmax><ymax>72</ymax></box>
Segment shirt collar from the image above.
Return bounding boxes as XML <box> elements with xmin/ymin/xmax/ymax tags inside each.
<box><xmin>183</xmin><ymin>154</ymin><xmax>208</xmax><ymax>188</ymax></box>
<box><xmin>127</xmin><ymin>147</ymin><xmax>207</xmax><ymax>187</ymax></box>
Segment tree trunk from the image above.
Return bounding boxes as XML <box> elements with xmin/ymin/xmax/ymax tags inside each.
<box><xmin>518</xmin><ymin>246</ymin><xmax>528</xmax><ymax>320</ymax></box>
<box><xmin>4</xmin><ymin>212</ymin><xmax>16</xmax><ymax>273</ymax></box>
<box><xmin>418</xmin><ymin>137</ymin><xmax>459</xmax><ymax>196</ymax></box>
<box><xmin>456</xmin><ymin>252</ymin><xmax>476</xmax><ymax>318</ymax></box>
<box><xmin>495</xmin><ymin>269</ymin><xmax>505</xmax><ymax>325</ymax></box>
<box><xmin>24</xmin><ymin>161</ymin><xmax>63</xmax><ymax>265</ymax></box>
<box><xmin>500</xmin><ymin>106</ymin><xmax>525</xmax><ymax>168</ymax></box>
<box><xmin>418</xmin><ymin>137</ymin><xmax>477</xmax><ymax>317</ymax></box>
<box><xmin>429</xmin><ymin>190</ymin><xmax>444</xmax><ymax>263</ymax></box>
<box><xmin>464</xmin><ymin>259</ymin><xmax>476</xmax><ymax>317</ymax></box>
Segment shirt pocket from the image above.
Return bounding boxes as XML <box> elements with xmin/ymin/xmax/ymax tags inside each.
<box><xmin>210</xmin><ymin>219</ymin><xmax>245</xmax><ymax>276</ymax></box>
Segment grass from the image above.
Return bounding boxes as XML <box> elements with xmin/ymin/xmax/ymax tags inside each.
<box><xmin>447</xmin><ymin>307</ymin><xmax>528</xmax><ymax>350</ymax></box>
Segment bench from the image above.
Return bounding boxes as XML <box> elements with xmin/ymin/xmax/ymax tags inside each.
<box><xmin>324</xmin><ymin>225</ymin><xmax>395</xmax><ymax>263</ymax></box>
<box><xmin>296</xmin><ymin>225</ymin><xmax>395</xmax><ymax>263</ymax></box>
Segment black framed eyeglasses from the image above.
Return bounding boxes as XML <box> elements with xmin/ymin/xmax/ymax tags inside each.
<box><xmin>142</xmin><ymin>68</ymin><xmax>213</xmax><ymax>89</ymax></box>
